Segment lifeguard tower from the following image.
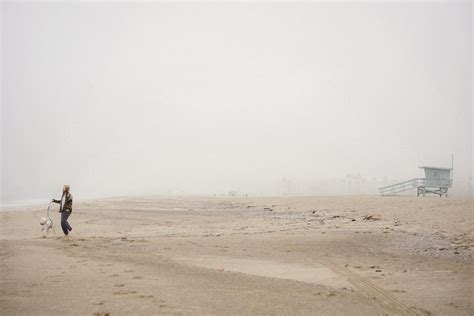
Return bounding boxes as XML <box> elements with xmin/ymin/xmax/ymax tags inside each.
<box><xmin>379</xmin><ymin>163</ymin><xmax>453</xmax><ymax>197</ymax></box>
<box><xmin>416</xmin><ymin>166</ymin><xmax>453</xmax><ymax>197</ymax></box>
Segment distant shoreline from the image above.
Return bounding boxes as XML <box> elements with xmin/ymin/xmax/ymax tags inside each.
<box><xmin>0</xmin><ymin>198</ymin><xmax>51</xmax><ymax>210</ymax></box>
<box><xmin>2</xmin><ymin>192</ymin><xmax>472</xmax><ymax>211</ymax></box>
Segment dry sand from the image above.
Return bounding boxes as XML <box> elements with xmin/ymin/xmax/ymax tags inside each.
<box><xmin>1</xmin><ymin>195</ymin><xmax>472</xmax><ymax>315</ymax></box>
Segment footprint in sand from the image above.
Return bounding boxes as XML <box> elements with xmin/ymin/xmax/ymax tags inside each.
<box><xmin>392</xmin><ymin>289</ymin><xmax>406</xmax><ymax>293</ymax></box>
<box><xmin>109</xmin><ymin>274</ymin><xmax>119</xmax><ymax>278</ymax></box>
<box><xmin>113</xmin><ymin>290</ymin><xmax>137</xmax><ymax>295</ymax></box>
<box><xmin>114</xmin><ymin>284</ymin><xmax>125</xmax><ymax>287</ymax></box>
<box><xmin>124</xmin><ymin>269</ymin><xmax>134</xmax><ymax>273</ymax></box>
<box><xmin>132</xmin><ymin>276</ymin><xmax>143</xmax><ymax>280</ymax></box>
<box><xmin>138</xmin><ymin>294</ymin><xmax>154</xmax><ymax>299</ymax></box>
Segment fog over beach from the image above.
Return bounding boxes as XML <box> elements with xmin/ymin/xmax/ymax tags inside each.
<box><xmin>1</xmin><ymin>2</ymin><xmax>473</xmax><ymax>315</ymax></box>
<box><xmin>2</xmin><ymin>2</ymin><xmax>472</xmax><ymax>202</ymax></box>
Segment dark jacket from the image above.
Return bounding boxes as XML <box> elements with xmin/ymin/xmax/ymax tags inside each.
<box><xmin>53</xmin><ymin>192</ymin><xmax>73</xmax><ymax>213</ymax></box>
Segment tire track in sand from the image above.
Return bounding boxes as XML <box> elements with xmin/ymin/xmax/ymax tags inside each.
<box><xmin>320</xmin><ymin>258</ymin><xmax>421</xmax><ymax>315</ymax></box>
<box><xmin>292</xmin><ymin>245</ymin><xmax>421</xmax><ymax>315</ymax></box>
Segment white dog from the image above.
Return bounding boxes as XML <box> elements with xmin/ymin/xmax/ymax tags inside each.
<box><xmin>40</xmin><ymin>217</ymin><xmax>55</xmax><ymax>237</ymax></box>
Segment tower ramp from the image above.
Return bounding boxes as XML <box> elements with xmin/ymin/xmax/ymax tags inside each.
<box><xmin>379</xmin><ymin>178</ymin><xmax>424</xmax><ymax>196</ymax></box>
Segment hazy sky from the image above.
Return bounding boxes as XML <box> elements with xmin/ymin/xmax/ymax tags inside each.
<box><xmin>2</xmin><ymin>1</ymin><xmax>472</xmax><ymax>201</ymax></box>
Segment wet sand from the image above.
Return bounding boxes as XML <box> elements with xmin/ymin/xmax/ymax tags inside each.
<box><xmin>1</xmin><ymin>195</ymin><xmax>472</xmax><ymax>315</ymax></box>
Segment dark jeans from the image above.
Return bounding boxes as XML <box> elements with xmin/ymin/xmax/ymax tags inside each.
<box><xmin>61</xmin><ymin>211</ymin><xmax>72</xmax><ymax>235</ymax></box>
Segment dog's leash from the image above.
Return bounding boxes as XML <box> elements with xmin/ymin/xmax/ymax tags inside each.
<box><xmin>46</xmin><ymin>201</ymin><xmax>54</xmax><ymax>223</ymax></box>
<box><xmin>34</xmin><ymin>202</ymin><xmax>55</xmax><ymax>222</ymax></box>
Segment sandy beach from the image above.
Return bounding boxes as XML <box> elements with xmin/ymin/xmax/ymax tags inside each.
<box><xmin>0</xmin><ymin>195</ymin><xmax>472</xmax><ymax>315</ymax></box>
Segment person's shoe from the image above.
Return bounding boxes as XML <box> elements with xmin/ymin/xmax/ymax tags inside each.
<box><xmin>68</xmin><ymin>226</ymin><xmax>72</xmax><ymax>232</ymax></box>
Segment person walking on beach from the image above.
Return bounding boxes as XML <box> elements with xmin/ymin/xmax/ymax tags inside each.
<box><xmin>52</xmin><ymin>185</ymin><xmax>73</xmax><ymax>235</ymax></box>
